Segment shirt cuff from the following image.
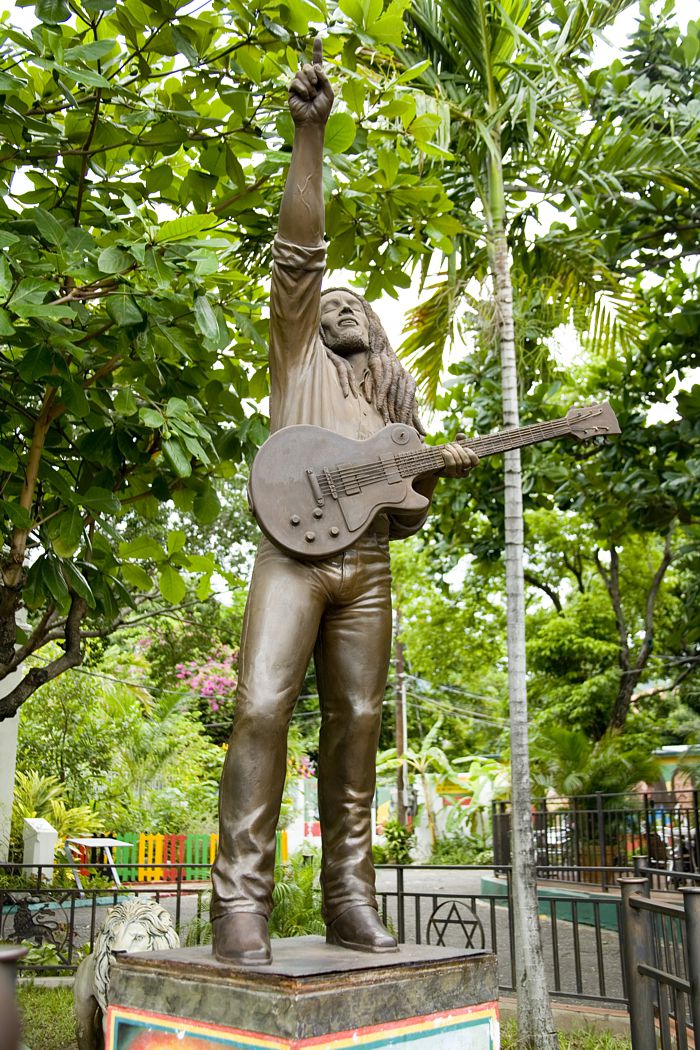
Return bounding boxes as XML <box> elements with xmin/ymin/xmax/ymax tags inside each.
<box><xmin>272</xmin><ymin>235</ymin><xmax>326</xmax><ymax>272</ymax></box>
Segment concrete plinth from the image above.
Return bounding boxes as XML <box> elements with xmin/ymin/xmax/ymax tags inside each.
<box><xmin>107</xmin><ymin>937</ymin><xmax>499</xmax><ymax>1050</ymax></box>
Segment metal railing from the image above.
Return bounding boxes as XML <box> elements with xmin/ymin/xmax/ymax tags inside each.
<box><xmin>0</xmin><ymin>861</ymin><xmax>212</xmax><ymax>974</ymax></box>
<box><xmin>620</xmin><ymin>876</ymin><xmax>700</xmax><ymax>1050</ymax></box>
<box><xmin>375</xmin><ymin>864</ymin><xmax>628</xmax><ymax>1004</ymax></box>
<box><xmin>494</xmin><ymin>791</ymin><xmax>700</xmax><ymax>889</ymax></box>
<box><xmin>3</xmin><ymin>856</ymin><xmax>696</xmax><ymax>1015</ymax></box>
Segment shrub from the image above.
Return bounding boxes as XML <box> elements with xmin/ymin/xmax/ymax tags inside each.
<box><xmin>374</xmin><ymin>820</ymin><xmax>415</xmax><ymax>865</ymax></box>
<box><xmin>429</xmin><ymin>833</ymin><xmax>493</xmax><ymax>866</ymax></box>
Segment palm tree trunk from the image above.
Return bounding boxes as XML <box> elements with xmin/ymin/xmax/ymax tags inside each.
<box><xmin>490</xmin><ymin>161</ymin><xmax>557</xmax><ymax>1049</ymax></box>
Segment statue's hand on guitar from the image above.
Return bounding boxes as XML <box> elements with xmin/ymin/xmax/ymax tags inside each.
<box><xmin>440</xmin><ymin>435</ymin><xmax>479</xmax><ymax>478</ymax></box>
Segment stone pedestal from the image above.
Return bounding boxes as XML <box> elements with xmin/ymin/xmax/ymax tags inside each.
<box><xmin>107</xmin><ymin>937</ymin><xmax>499</xmax><ymax>1050</ymax></box>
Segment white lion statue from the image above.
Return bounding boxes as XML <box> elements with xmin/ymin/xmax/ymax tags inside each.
<box><xmin>74</xmin><ymin>897</ymin><xmax>180</xmax><ymax>1050</ymax></box>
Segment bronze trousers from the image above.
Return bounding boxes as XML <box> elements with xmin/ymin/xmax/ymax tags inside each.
<box><xmin>211</xmin><ymin>531</ymin><xmax>392</xmax><ymax>923</ymax></box>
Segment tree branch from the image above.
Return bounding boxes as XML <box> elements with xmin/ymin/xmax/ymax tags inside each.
<box><xmin>0</xmin><ymin>595</ymin><xmax>87</xmax><ymax>721</ymax></box>
<box><xmin>523</xmin><ymin>571</ymin><xmax>562</xmax><ymax>613</ymax></box>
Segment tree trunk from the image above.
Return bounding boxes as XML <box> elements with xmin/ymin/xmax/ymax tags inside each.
<box><xmin>395</xmin><ymin>607</ymin><xmax>408</xmax><ymax>826</ymax></box>
<box><xmin>493</xmin><ymin>224</ymin><xmax>557</xmax><ymax>1049</ymax></box>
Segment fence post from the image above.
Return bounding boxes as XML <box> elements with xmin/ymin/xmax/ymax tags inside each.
<box><xmin>633</xmin><ymin>854</ymin><xmax>651</xmax><ymax>891</ymax></box>
<box><xmin>596</xmin><ymin>793</ymin><xmax>607</xmax><ymax>891</ymax></box>
<box><xmin>396</xmin><ymin>865</ymin><xmax>405</xmax><ymax>944</ymax></box>
<box><xmin>620</xmin><ymin>875</ymin><xmax>655</xmax><ymax>1050</ymax></box>
<box><xmin>693</xmin><ymin>790</ymin><xmax>700</xmax><ymax>873</ymax></box>
<box><xmin>681</xmin><ymin>887</ymin><xmax>700</xmax><ymax>1038</ymax></box>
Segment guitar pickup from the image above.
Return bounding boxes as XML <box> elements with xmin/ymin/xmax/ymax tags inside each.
<box><xmin>337</xmin><ymin>464</ymin><xmax>360</xmax><ymax>495</ymax></box>
<box><xmin>380</xmin><ymin>454</ymin><xmax>401</xmax><ymax>485</ymax></box>
<box><xmin>305</xmin><ymin>469</ymin><xmax>324</xmax><ymax>507</ymax></box>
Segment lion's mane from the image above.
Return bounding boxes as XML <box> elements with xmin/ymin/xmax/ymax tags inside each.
<box><xmin>92</xmin><ymin>898</ymin><xmax>179</xmax><ymax>1012</ymax></box>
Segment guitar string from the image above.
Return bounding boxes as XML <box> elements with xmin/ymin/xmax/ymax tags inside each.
<box><xmin>347</xmin><ymin>418</ymin><xmax>571</xmax><ymax>489</ymax></box>
<box><xmin>317</xmin><ymin>415</ymin><xmax>600</xmax><ymax>495</ymax></box>
<box><xmin>322</xmin><ymin>419</ymin><xmax>569</xmax><ymax>492</ymax></box>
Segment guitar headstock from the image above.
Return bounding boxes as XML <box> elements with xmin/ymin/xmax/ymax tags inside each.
<box><xmin>566</xmin><ymin>401</ymin><xmax>621</xmax><ymax>441</ymax></box>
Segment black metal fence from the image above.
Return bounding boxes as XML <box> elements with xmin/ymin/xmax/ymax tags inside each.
<box><xmin>494</xmin><ymin>791</ymin><xmax>700</xmax><ymax>889</ymax></box>
<box><xmin>0</xmin><ymin>862</ymin><xmax>212</xmax><ymax>974</ymax></box>
<box><xmin>376</xmin><ymin>864</ymin><xmax>628</xmax><ymax>1004</ymax></box>
<box><xmin>620</xmin><ymin>875</ymin><xmax>700</xmax><ymax>1050</ymax></box>
<box><xmin>5</xmin><ymin>856</ymin><xmax>698</xmax><ymax>1020</ymax></box>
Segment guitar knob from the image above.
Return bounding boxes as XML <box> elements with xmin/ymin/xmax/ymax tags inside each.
<box><xmin>290</xmin><ymin>515</ymin><xmax>300</xmax><ymax>526</ymax></box>
<box><xmin>305</xmin><ymin>531</ymin><xmax>315</xmax><ymax>543</ymax></box>
<box><xmin>313</xmin><ymin>508</ymin><xmax>323</xmax><ymax>519</ymax></box>
<box><xmin>330</xmin><ymin>527</ymin><xmax>339</xmax><ymax>537</ymax></box>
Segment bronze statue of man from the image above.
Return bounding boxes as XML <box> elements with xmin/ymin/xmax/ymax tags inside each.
<box><xmin>210</xmin><ymin>38</ymin><xmax>478</xmax><ymax>966</ymax></box>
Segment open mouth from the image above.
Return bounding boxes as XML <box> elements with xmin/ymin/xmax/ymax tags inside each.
<box><xmin>339</xmin><ymin>318</ymin><xmax>358</xmax><ymax>327</ymax></box>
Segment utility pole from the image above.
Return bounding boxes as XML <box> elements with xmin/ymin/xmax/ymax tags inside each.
<box><xmin>395</xmin><ymin>606</ymin><xmax>408</xmax><ymax>825</ymax></box>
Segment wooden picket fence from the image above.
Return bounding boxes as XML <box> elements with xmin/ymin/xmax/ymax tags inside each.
<box><xmin>112</xmin><ymin>830</ymin><xmax>288</xmax><ymax>883</ymax></box>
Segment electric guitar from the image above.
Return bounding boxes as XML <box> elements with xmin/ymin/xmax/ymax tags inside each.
<box><xmin>248</xmin><ymin>402</ymin><xmax>620</xmax><ymax>560</ymax></box>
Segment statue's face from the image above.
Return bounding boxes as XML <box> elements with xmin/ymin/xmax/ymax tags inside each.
<box><xmin>320</xmin><ymin>291</ymin><xmax>370</xmax><ymax>356</ymax></box>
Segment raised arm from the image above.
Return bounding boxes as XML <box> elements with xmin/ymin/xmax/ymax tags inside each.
<box><xmin>279</xmin><ymin>37</ymin><xmax>334</xmax><ymax>246</ymax></box>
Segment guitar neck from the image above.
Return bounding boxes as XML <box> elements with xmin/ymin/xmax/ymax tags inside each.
<box><xmin>398</xmin><ymin>416</ymin><xmax>573</xmax><ymax>477</ymax></box>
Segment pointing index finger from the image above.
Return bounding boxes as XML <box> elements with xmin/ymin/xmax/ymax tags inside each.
<box><xmin>312</xmin><ymin>35</ymin><xmax>323</xmax><ymax>67</ymax></box>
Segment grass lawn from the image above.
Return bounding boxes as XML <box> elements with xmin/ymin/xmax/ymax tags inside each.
<box><xmin>17</xmin><ymin>985</ymin><xmax>77</xmax><ymax>1050</ymax></box>
<box><xmin>17</xmin><ymin>987</ymin><xmax>632</xmax><ymax>1050</ymax></box>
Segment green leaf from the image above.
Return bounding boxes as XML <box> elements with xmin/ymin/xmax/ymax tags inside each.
<box><xmin>154</xmin><ymin>215</ymin><xmax>213</xmax><ymax>243</ymax></box>
<box><xmin>139</xmin><ymin>407</ymin><xmax>165</xmax><ymax>428</ymax></box>
<box><xmin>193</xmin><ymin>295</ymin><xmax>219</xmax><ymax>342</ymax></box>
<box><xmin>55</xmin><ymin>64</ymin><xmax>111</xmax><ymax>88</ymax></box>
<box><xmin>35</xmin><ymin>0</ymin><xmax>71</xmax><ymax>23</ymax></box>
<box><xmin>195</xmin><ymin>574</ymin><xmax>213</xmax><ymax>600</ymax></box>
<box><xmin>368</xmin><ymin>14</ymin><xmax>404</xmax><ymax>44</ymax></box>
<box><xmin>10</xmin><ymin>278</ymin><xmax>55</xmax><ymax>306</ymax></box>
<box><xmin>159</xmin><ymin>563</ymin><xmax>187</xmax><ymax>604</ymax></box>
<box><xmin>0</xmin><ymin>309</ymin><xmax>15</xmax><ymax>336</ymax></box>
<box><xmin>342</xmin><ymin>79</ymin><xmax>367</xmax><ymax>116</ymax></box>
<box><xmin>339</xmin><ymin>0</ymin><xmax>363</xmax><ymax>21</ymax></box>
<box><xmin>120</xmin><ymin>562</ymin><xmax>153</xmax><ymax>591</ymax></box>
<box><xmin>0</xmin><ymin>501</ymin><xmax>31</xmax><ymax>528</ymax></box>
<box><xmin>324</xmin><ymin>112</ymin><xmax>356</xmax><ymax>154</ymax></box>
<box><xmin>62</xmin><ymin>559</ymin><xmax>96</xmax><ymax>607</ymax></box>
<box><xmin>167</xmin><ymin>529</ymin><xmax>187</xmax><ymax>555</ymax></box>
<box><xmin>106</xmin><ymin>292</ymin><xmax>144</xmax><ymax>327</ymax></box>
<box><xmin>396</xmin><ymin>59</ymin><xmax>431</xmax><ymax>84</ymax></box>
<box><xmin>53</xmin><ymin>508</ymin><xmax>83</xmax><ymax>558</ymax></box>
<box><xmin>63</xmin><ymin>39</ymin><xmax>116</xmax><ymax>61</ymax></box>
<box><xmin>0</xmin><ymin>446</ymin><xmax>18</xmax><ymax>472</ymax></box>
<box><xmin>113</xmin><ymin>389</ymin><xmax>138</xmax><ymax>415</ymax></box>
<box><xmin>162</xmin><ymin>438</ymin><xmax>192</xmax><ymax>477</ymax></box>
<box><xmin>119</xmin><ymin>535</ymin><xmax>166</xmax><ymax>562</ymax></box>
<box><xmin>80</xmin><ymin>487</ymin><xmax>120</xmax><ymax>515</ymax></box>
<box><xmin>40</xmin><ymin>554</ymin><xmax>70</xmax><ymax>605</ymax></box>
<box><xmin>193</xmin><ymin>484</ymin><xmax>221</xmax><ymax>524</ymax></box>
<box><xmin>97</xmin><ymin>246</ymin><xmax>133</xmax><ymax>274</ymax></box>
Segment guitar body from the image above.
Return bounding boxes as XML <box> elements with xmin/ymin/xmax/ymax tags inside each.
<box><xmin>248</xmin><ymin>424</ymin><xmax>429</xmax><ymax>560</ymax></box>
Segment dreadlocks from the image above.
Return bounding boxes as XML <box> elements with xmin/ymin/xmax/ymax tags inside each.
<box><xmin>320</xmin><ymin>288</ymin><xmax>425</xmax><ymax>435</ymax></box>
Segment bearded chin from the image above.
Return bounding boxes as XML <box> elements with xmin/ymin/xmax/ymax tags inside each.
<box><xmin>324</xmin><ymin>328</ymin><xmax>369</xmax><ymax>356</ymax></box>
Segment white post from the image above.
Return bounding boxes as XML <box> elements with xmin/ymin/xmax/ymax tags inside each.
<box><xmin>23</xmin><ymin>818</ymin><xmax>58</xmax><ymax>880</ymax></box>
<box><xmin>0</xmin><ymin>667</ymin><xmax>23</xmax><ymax>862</ymax></box>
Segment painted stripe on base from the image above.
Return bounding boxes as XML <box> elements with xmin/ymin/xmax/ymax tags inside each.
<box><xmin>106</xmin><ymin>1001</ymin><xmax>499</xmax><ymax>1050</ymax></box>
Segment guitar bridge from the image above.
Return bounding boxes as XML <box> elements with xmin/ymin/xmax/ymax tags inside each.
<box><xmin>324</xmin><ymin>469</ymin><xmax>338</xmax><ymax>499</ymax></box>
<box><xmin>305</xmin><ymin>469</ymin><xmax>324</xmax><ymax>507</ymax></box>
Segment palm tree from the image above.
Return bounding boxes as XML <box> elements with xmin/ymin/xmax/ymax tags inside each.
<box><xmin>388</xmin><ymin>2</ymin><xmax>659</xmax><ymax>1045</ymax></box>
